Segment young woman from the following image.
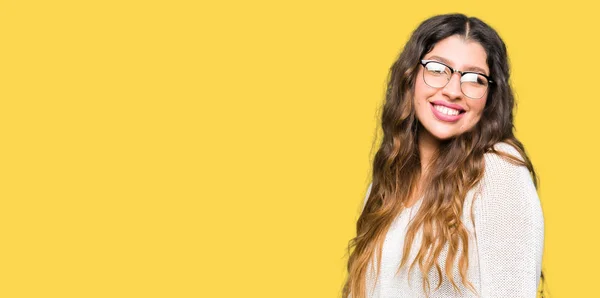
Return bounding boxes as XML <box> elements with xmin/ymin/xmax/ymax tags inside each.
<box><xmin>343</xmin><ymin>14</ymin><xmax>545</xmax><ymax>297</ymax></box>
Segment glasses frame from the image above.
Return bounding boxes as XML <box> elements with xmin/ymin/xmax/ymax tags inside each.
<box><xmin>419</xmin><ymin>59</ymin><xmax>494</xmax><ymax>99</ymax></box>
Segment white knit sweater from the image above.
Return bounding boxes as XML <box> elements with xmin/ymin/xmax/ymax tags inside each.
<box><xmin>358</xmin><ymin>142</ymin><xmax>544</xmax><ymax>298</ymax></box>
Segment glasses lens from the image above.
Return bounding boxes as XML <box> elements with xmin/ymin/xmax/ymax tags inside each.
<box><xmin>460</xmin><ymin>73</ymin><xmax>489</xmax><ymax>99</ymax></box>
<box><xmin>423</xmin><ymin>62</ymin><xmax>450</xmax><ymax>88</ymax></box>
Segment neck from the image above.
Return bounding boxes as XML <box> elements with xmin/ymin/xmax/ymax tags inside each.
<box><xmin>417</xmin><ymin>124</ymin><xmax>440</xmax><ymax>175</ymax></box>
<box><xmin>405</xmin><ymin>124</ymin><xmax>440</xmax><ymax>207</ymax></box>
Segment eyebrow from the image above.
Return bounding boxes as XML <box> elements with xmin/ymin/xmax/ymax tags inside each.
<box><xmin>425</xmin><ymin>55</ymin><xmax>489</xmax><ymax>75</ymax></box>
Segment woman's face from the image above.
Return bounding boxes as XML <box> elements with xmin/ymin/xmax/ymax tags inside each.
<box><xmin>413</xmin><ymin>35</ymin><xmax>489</xmax><ymax>141</ymax></box>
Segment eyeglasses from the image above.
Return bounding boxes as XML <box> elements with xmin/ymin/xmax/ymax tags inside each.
<box><xmin>419</xmin><ymin>60</ymin><xmax>493</xmax><ymax>99</ymax></box>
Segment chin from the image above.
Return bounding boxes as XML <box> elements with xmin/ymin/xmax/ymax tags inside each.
<box><xmin>431</xmin><ymin>132</ymin><xmax>457</xmax><ymax>141</ymax></box>
<box><xmin>423</xmin><ymin>123</ymin><xmax>461</xmax><ymax>141</ymax></box>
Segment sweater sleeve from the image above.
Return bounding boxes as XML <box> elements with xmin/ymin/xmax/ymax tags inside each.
<box><xmin>473</xmin><ymin>143</ymin><xmax>545</xmax><ymax>297</ymax></box>
<box><xmin>361</xmin><ymin>183</ymin><xmax>373</xmax><ymax>212</ymax></box>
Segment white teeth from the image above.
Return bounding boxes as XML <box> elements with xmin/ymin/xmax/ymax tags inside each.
<box><xmin>434</xmin><ymin>104</ymin><xmax>460</xmax><ymax>116</ymax></box>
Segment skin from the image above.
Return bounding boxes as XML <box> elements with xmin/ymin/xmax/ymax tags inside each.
<box><xmin>407</xmin><ymin>35</ymin><xmax>490</xmax><ymax>207</ymax></box>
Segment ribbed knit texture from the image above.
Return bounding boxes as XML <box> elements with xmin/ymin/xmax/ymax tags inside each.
<box><xmin>358</xmin><ymin>142</ymin><xmax>544</xmax><ymax>298</ymax></box>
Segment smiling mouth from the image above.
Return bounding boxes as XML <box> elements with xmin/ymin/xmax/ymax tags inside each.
<box><xmin>430</xmin><ymin>102</ymin><xmax>466</xmax><ymax>116</ymax></box>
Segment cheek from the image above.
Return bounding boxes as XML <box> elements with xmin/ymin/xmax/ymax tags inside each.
<box><xmin>413</xmin><ymin>76</ymin><xmax>433</xmax><ymax>108</ymax></box>
<box><xmin>413</xmin><ymin>90</ymin><xmax>429</xmax><ymax>120</ymax></box>
<box><xmin>473</xmin><ymin>97</ymin><xmax>487</xmax><ymax>117</ymax></box>
<box><xmin>460</xmin><ymin>101</ymin><xmax>487</xmax><ymax>131</ymax></box>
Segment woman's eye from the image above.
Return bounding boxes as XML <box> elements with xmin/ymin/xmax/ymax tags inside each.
<box><xmin>426</xmin><ymin>63</ymin><xmax>447</xmax><ymax>74</ymax></box>
<box><xmin>462</xmin><ymin>73</ymin><xmax>486</xmax><ymax>85</ymax></box>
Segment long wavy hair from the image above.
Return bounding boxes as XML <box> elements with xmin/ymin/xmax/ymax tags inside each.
<box><xmin>343</xmin><ymin>14</ymin><xmax>543</xmax><ymax>297</ymax></box>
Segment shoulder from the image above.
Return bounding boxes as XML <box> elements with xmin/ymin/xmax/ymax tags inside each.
<box><xmin>481</xmin><ymin>142</ymin><xmax>532</xmax><ymax>190</ymax></box>
<box><xmin>487</xmin><ymin>141</ymin><xmax>523</xmax><ymax>157</ymax></box>
<box><xmin>476</xmin><ymin>141</ymin><xmax>542</xmax><ymax>222</ymax></box>
<box><xmin>483</xmin><ymin>141</ymin><xmax>526</xmax><ymax>170</ymax></box>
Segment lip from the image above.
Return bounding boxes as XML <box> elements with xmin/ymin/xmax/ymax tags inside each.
<box><xmin>430</xmin><ymin>102</ymin><xmax>465</xmax><ymax>122</ymax></box>
<box><xmin>430</xmin><ymin>100</ymin><xmax>465</xmax><ymax>111</ymax></box>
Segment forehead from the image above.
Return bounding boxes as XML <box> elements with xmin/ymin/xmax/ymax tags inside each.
<box><xmin>424</xmin><ymin>35</ymin><xmax>489</xmax><ymax>74</ymax></box>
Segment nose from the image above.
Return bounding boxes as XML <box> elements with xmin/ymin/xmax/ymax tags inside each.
<box><xmin>442</xmin><ymin>72</ymin><xmax>462</xmax><ymax>100</ymax></box>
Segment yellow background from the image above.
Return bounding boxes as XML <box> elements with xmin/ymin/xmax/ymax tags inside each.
<box><xmin>1</xmin><ymin>0</ymin><xmax>597</xmax><ymax>297</ymax></box>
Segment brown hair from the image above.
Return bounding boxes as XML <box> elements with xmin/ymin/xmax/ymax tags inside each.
<box><xmin>343</xmin><ymin>14</ymin><xmax>541</xmax><ymax>297</ymax></box>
